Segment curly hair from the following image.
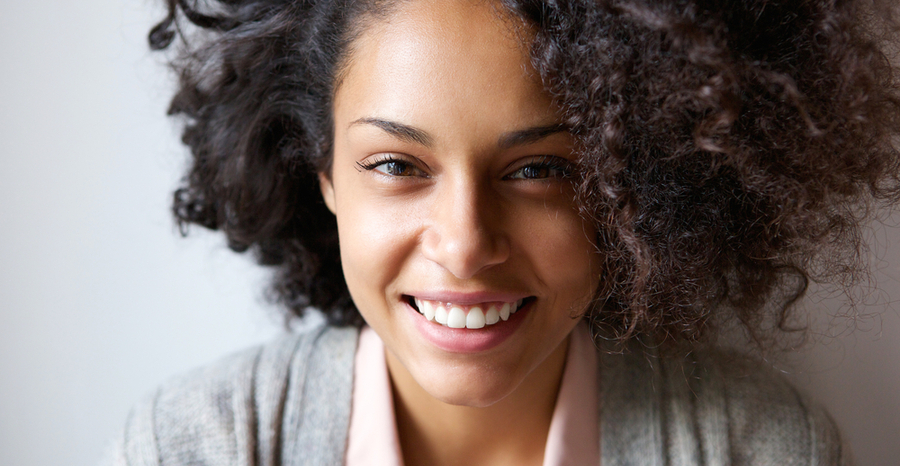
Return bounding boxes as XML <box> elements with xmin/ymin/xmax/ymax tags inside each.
<box><xmin>150</xmin><ymin>0</ymin><xmax>900</xmax><ymax>345</ymax></box>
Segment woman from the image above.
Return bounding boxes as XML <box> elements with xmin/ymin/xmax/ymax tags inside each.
<box><xmin>107</xmin><ymin>0</ymin><xmax>900</xmax><ymax>464</ymax></box>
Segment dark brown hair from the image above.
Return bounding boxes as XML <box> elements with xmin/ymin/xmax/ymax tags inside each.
<box><xmin>151</xmin><ymin>0</ymin><xmax>900</xmax><ymax>346</ymax></box>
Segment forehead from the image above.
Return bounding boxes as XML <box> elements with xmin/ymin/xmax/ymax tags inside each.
<box><xmin>334</xmin><ymin>0</ymin><xmax>556</xmax><ymax>139</ymax></box>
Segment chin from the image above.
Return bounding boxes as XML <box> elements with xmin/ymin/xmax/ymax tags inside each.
<box><xmin>411</xmin><ymin>359</ymin><xmax>526</xmax><ymax>408</ymax></box>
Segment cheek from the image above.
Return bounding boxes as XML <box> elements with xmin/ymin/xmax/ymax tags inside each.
<box><xmin>517</xmin><ymin>197</ymin><xmax>599</xmax><ymax>288</ymax></box>
<box><xmin>335</xmin><ymin>194</ymin><xmax>421</xmax><ymax>307</ymax></box>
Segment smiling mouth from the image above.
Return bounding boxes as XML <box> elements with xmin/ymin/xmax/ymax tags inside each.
<box><xmin>406</xmin><ymin>296</ymin><xmax>535</xmax><ymax>329</ymax></box>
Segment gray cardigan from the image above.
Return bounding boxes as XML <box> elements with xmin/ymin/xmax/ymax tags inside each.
<box><xmin>105</xmin><ymin>323</ymin><xmax>851</xmax><ymax>465</ymax></box>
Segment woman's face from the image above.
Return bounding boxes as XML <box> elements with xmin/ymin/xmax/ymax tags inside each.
<box><xmin>320</xmin><ymin>0</ymin><xmax>600</xmax><ymax>407</ymax></box>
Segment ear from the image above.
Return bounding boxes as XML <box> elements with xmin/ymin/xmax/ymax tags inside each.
<box><xmin>318</xmin><ymin>172</ymin><xmax>336</xmax><ymax>214</ymax></box>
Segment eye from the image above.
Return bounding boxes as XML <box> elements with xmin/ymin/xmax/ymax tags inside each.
<box><xmin>505</xmin><ymin>157</ymin><xmax>573</xmax><ymax>180</ymax></box>
<box><xmin>357</xmin><ymin>155</ymin><xmax>427</xmax><ymax>177</ymax></box>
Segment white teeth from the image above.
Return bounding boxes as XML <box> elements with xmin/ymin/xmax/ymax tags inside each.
<box><xmin>434</xmin><ymin>306</ymin><xmax>449</xmax><ymax>325</ymax></box>
<box><xmin>512</xmin><ymin>299</ymin><xmax>523</xmax><ymax>314</ymax></box>
<box><xmin>466</xmin><ymin>307</ymin><xmax>486</xmax><ymax>329</ymax></box>
<box><xmin>413</xmin><ymin>298</ymin><xmax>529</xmax><ymax>328</ymax></box>
<box><xmin>485</xmin><ymin>306</ymin><xmax>500</xmax><ymax>325</ymax></box>
<box><xmin>447</xmin><ymin>307</ymin><xmax>466</xmax><ymax>328</ymax></box>
<box><xmin>422</xmin><ymin>300</ymin><xmax>435</xmax><ymax>321</ymax></box>
<box><xmin>499</xmin><ymin>303</ymin><xmax>510</xmax><ymax>321</ymax></box>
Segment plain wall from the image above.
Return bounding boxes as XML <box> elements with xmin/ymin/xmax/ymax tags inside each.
<box><xmin>0</xmin><ymin>1</ymin><xmax>897</xmax><ymax>465</ymax></box>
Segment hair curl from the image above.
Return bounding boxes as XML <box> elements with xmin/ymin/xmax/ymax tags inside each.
<box><xmin>151</xmin><ymin>0</ymin><xmax>900</xmax><ymax>345</ymax></box>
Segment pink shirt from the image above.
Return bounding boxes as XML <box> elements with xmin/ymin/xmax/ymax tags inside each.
<box><xmin>346</xmin><ymin>324</ymin><xmax>599</xmax><ymax>465</ymax></box>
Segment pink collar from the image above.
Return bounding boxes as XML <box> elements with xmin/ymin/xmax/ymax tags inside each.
<box><xmin>345</xmin><ymin>323</ymin><xmax>599</xmax><ymax>466</ymax></box>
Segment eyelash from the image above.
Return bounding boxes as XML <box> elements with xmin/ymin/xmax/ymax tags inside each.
<box><xmin>504</xmin><ymin>156</ymin><xmax>574</xmax><ymax>181</ymax></box>
<box><xmin>356</xmin><ymin>154</ymin><xmax>574</xmax><ymax>180</ymax></box>
<box><xmin>356</xmin><ymin>155</ymin><xmax>425</xmax><ymax>177</ymax></box>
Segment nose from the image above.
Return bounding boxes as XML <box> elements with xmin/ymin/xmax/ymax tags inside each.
<box><xmin>421</xmin><ymin>178</ymin><xmax>510</xmax><ymax>279</ymax></box>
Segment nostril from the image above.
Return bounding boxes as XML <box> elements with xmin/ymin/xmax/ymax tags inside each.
<box><xmin>420</xmin><ymin>200</ymin><xmax>510</xmax><ymax>279</ymax></box>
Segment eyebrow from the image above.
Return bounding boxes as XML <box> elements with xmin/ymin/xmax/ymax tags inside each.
<box><xmin>350</xmin><ymin>118</ymin><xmax>568</xmax><ymax>150</ymax></box>
<box><xmin>350</xmin><ymin>118</ymin><xmax>434</xmax><ymax>147</ymax></box>
<box><xmin>497</xmin><ymin>124</ymin><xmax>567</xmax><ymax>149</ymax></box>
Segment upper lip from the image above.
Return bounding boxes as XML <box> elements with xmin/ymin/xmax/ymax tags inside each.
<box><xmin>404</xmin><ymin>291</ymin><xmax>531</xmax><ymax>305</ymax></box>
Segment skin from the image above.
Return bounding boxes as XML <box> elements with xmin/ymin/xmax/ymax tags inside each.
<box><xmin>319</xmin><ymin>1</ymin><xmax>601</xmax><ymax>464</ymax></box>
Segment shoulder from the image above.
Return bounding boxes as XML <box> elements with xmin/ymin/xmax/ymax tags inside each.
<box><xmin>705</xmin><ymin>350</ymin><xmax>849</xmax><ymax>464</ymax></box>
<box><xmin>105</xmin><ymin>323</ymin><xmax>359</xmax><ymax>466</ymax></box>
<box><xmin>599</xmin><ymin>344</ymin><xmax>852</xmax><ymax>466</ymax></box>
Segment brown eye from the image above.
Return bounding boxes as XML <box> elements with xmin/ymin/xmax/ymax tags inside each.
<box><xmin>357</xmin><ymin>156</ymin><xmax>427</xmax><ymax>177</ymax></box>
<box><xmin>516</xmin><ymin>165</ymin><xmax>552</xmax><ymax>179</ymax></box>
<box><xmin>506</xmin><ymin>157</ymin><xmax>573</xmax><ymax>180</ymax></box>
<box><xmin>376</xmin><ymin>160</ymin><xmax>418</xmax><ymax>176</ymax></box>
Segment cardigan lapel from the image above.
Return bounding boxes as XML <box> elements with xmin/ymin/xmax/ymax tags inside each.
<box><xmin>599</xmin><ymin>342</ymin><xmax>667</xmax><ymax>466</ymax></box>
<box><xmin>282</xmin><ymin>325</ymin><xmax>358</xmax><ymax>466</ymax></box>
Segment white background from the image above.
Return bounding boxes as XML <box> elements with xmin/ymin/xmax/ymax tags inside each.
<box><xmin>0</xmin><ymin>1</ymin><xmax>898</xmax><ymax>465</ymax></box>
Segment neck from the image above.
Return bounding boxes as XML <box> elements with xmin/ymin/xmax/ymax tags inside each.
<box><xmin>386</xmin><ymin>337</ymin><xmax>569</xmax><ymax>466</ymax></box>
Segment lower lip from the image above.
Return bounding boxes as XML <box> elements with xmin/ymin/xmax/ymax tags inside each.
<box><xmin>406</xmin><ymin>300</ymin><xmax>530</xmax><ymax>353</ymax></box>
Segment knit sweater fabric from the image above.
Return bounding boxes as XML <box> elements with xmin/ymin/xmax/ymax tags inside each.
<box><xmin>103</xmin><ymin>323</ymin><xmax>851</xmax><ymax>466</ymax></box>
